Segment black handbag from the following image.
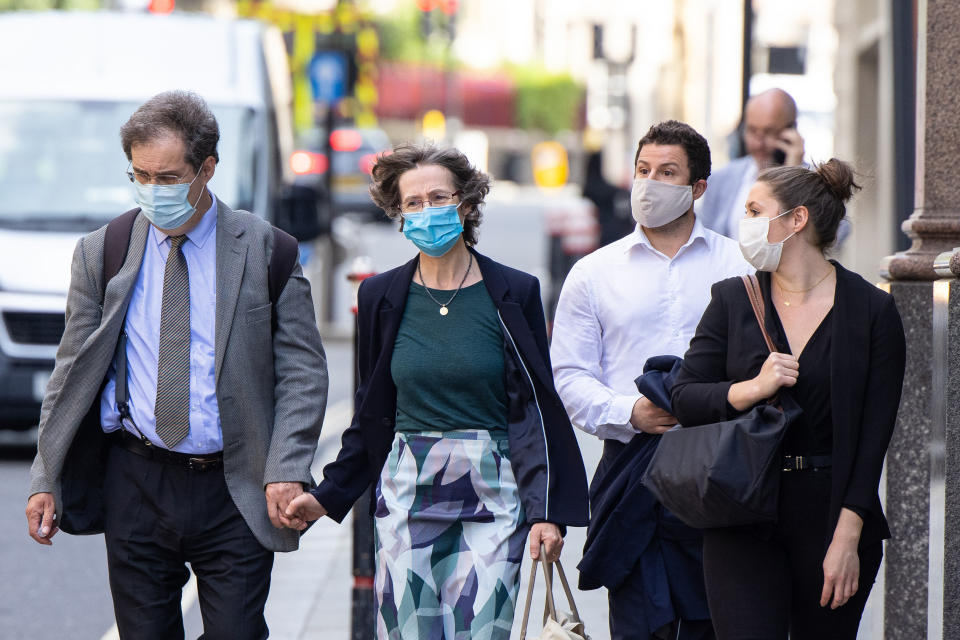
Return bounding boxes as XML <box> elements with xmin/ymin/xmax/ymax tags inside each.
<box><xmin>642</xmin><ymin>275</ymin><xmax>801</xmax><ymax>529</ymax></box>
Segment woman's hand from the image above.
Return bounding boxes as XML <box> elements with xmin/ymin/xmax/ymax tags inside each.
<box><xmin>283</xmin><ymin>492</ymin><xmax>328</xmax><ymax>531</ymax></box>
<box><xmin>728</xmin><ymin>352</ymin><xmax>798</xmax><ymax>410</ymax></box>
<box><xmin>821</xmin><ymin>508</ymin><xmax>864</xmax><ymax>609</ymax></box>
<box><xmin>529</xmin><ymin>522</ymin><xmax>563</xmax><ymax>562</ymax></box>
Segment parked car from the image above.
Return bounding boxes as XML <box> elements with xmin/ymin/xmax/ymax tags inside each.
<box><xmin>0</xmin><ymin>11</ymin><xmax>320</xmax><ymax>431</ymax></box>
<box><xmin>291</xmin><ymin>127</ymin><xmax>392</xmax><ymax>221</ymax></box>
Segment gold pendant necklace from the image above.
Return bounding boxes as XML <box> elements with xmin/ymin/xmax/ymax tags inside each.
<box><xmin>418</xmin><ymin>253</ymin><xmax>473</xmax><ymax>316</ymax></box>
<box><xmin>776</xmin><ymin>267</ymin><xmax>833</xmax><ymax>307</ymax></box>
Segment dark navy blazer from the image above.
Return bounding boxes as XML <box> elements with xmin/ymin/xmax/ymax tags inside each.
<box><xmin>311</xmin><ymin>248</ymin><xmax>589</xmax><ymax>527</ymax></box>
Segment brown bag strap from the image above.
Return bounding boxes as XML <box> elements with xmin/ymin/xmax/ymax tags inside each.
<box><xmin>518</xmin><ymin>559</ymin><xmax>540</xmax><ymax>640</ymax></box>
<box><xmin>518</xmin><ymin>546</ymin><xmax>582</xmax><ymax>639</ymax></box>
<box><xmin>741</xmin><ymin>275</ymin><xmax>777</xmax><ymax>354</ymax></box>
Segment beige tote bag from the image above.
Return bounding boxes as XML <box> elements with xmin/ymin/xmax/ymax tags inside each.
<box><xmin>517</xmin><ymin>546</ymin><xmax>591</xmax><ymax>640</ymax></box>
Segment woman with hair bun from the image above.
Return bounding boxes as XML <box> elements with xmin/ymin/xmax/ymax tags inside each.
<box><xmin>671</xmin><ymin>158</ymin><xmax>906</xmax><ymax>639</ymax></box>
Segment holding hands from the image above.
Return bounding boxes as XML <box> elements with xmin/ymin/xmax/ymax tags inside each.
<box><xmin>283</xmin><ymin>492</ymin><xmax>328</xmax><ymax>531</ymax></box>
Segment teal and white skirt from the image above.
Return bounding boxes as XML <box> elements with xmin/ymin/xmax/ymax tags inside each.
<box><xmin>374</xmin><ymin>430</ymin><xmax>528</xmax><ymax>640</ymax></box>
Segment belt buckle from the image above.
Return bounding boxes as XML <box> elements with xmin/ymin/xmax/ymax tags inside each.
<box><xmin>795</xmin><ymin>455</ymin><xmax>806</xmax><ymax>471</ymax></box>
<box><xmin>187</xmin><ymin>457</ymin><xmax>217</xmax><ymax>472</ymax></box>
<box><xmin>782</xmin><ymin>455</ymin><xmax>797</xmax><ymax>472</ymax></box>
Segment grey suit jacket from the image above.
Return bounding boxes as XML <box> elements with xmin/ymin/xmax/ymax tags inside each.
<box><xmin>28</xmin><ymin>201</ymin><xmax>328</xmax><ymax>552</ymax></box>
<box><xmin>696</xmin><ymin>155</ymin><xmax>754</xmax><ymax>239</ymax></box>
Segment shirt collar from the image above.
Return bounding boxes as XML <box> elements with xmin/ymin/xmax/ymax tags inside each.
<box><xmin>151</xmin><ymin>191</ymin><xmax>218</xmax><ymax>248</ymax></box>
<box><xmin>623</xmin><ymin>213</ymin><xmax>709</xmax><ymax>256</ymax></box>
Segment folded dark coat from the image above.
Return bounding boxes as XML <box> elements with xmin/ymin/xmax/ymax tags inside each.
<box><xmin>577</xmin><ymin>355</ymin><xmax>710</xmax><ymax>638</ymax></box>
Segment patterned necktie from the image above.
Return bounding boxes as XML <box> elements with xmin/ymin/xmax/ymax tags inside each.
<box><xmin>155</xmin><ymin>234</ymin><xmax>191</xmax><ymax>448</ymax></box>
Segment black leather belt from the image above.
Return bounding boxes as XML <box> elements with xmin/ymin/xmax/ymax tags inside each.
<box><xmin>782</xmin><ymin>454</ymin><xmax>832</xmax><ymax>472</ymax></box>
<box><xmin>110</xmin><ymin>429</ymin><xmax>223</xmax><ymax>472</ymax></box>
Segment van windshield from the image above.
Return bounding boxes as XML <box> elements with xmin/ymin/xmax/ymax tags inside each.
<box><xmin>0</xmin><ymin>100</ymin><xmax>255</xmax><ymax>230</ymax></box>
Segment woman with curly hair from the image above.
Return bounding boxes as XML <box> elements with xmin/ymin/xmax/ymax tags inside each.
<box><xmin>286</xmin><ymin>142</ymin><xmax>589</xmax><ymax>639</ymax></box>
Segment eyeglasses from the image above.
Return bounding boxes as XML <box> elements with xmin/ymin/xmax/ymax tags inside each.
<box><xmin>399</xmin><ymin>191</ymin><xmax>461</xmax><ymax>214</ymax></box>
<box><xmin>125</xmin><ymin>162</ymin><xmax>196</xmax><ymax>186</ymax></box>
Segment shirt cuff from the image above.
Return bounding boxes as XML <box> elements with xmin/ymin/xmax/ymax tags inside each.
<box><xmin>593</xmin><ymin>394</ymin><xmax>641</xmax><ymax>443</ymax></box>
<box><xmin>607</xmin><ymin>393</ymin><xmax>640</xmax><ymax>426</ymax></box>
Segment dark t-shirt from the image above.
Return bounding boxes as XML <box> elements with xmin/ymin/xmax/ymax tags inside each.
<box><xmin>391</xmin><ymin>281</ymin><xmax>509</xmax><ymax>435</ymax></box>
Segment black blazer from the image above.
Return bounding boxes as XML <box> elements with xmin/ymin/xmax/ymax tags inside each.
<box><xmin>671</xmin><ymin>263</ymin><xmax>906</xmax><ymax>546</ymax></box>
<box><xmin>312</xmin><ymin>248</ymin><xmax>589</xmax><ymax>527</ymax></box>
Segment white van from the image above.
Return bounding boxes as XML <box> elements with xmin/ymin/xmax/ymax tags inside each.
<box><xmin>0</xmin><ymin>11</ymin><xmax>319</xmax><ymax>431</ymax></box>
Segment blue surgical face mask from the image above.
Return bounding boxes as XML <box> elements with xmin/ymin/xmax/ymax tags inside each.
<box><xmin>133</xmin><ymin>169</ymin><xmax>205</xmax><ymax>230</ymax></box>
<box><xmin>402</xmin><ymin>203</ymin><xmax>464</xmax><ymax>257</ymax></box>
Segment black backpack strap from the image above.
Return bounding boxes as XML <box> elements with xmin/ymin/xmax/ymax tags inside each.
<box><xmin>102</xmin><ymin>207</ymin><xmax>140</xmax><ymax>300</ymax></box>
<box><xmin>101</xmin><ymin>208</ymin><xmax>149</xmax><ymax>440</ymax></box>
<box><xmin>268</xmin><ymin>227</ymin><xmax>300</xmax><ymax>330</ymax></box>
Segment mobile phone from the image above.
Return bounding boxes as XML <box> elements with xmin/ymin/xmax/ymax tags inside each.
<box><xmin>771</xmin><ymin>124</ymin><xmax>797</xmax><ymax>166</ymax></box>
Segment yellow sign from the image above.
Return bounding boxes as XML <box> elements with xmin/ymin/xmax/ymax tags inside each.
<box><xmin>422</xmin><ymin>109</ymin><xmax>447</xmax><ymax>142</ymax></box>
<box><xmin>532</xmin><ymin>141</ymin><xmax>569</xmax><ymax>188</ymax></box>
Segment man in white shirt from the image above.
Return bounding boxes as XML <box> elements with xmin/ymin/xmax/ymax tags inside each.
<box><xmin>551</xmin><ymin>120</ymin><xmax>750</xmax><ymax>640</ymax></box>
<box><xmin>697</xmin><ymin>88</ymin><xmax>805</xmax><ymax>239</ymax></box>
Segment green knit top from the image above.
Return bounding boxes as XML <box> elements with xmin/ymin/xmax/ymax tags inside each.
<box><xmin>391</xmin><ymin>280</ymin><xmax>509</xmax><ymax>436</ymax></box>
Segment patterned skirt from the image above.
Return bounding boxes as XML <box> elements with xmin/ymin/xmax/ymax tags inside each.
<box><xmin>374</xmin><ymin>430</ymin><xmax>528</xmax><ymax>640</ymax></box>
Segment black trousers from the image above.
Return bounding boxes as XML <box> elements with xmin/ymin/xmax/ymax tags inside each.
<box><xmin>103</xmin><ymin>443</ymin><xmax>274</xmax><ymax>640</ymax></box>
<box><xmin>701</xmin><ymin>469</ymin><xmax>882</xmax><ymax>640</ymax></box>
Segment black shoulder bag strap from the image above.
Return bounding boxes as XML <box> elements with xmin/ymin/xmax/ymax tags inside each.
<box><xmin>105</xmin><ymin>215</ymin><xmax>300</xmax><ymax>440</ymax></box>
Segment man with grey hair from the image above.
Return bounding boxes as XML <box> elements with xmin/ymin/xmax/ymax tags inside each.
<box><xmin>24</xmin><ymin>90</ymin><xmax>328</xmax><ymax>639</ymax></box>
<box><xmin>697</xmin><ymin>88</ymin><xmax>806</xmax><ymax>239</ymax></box>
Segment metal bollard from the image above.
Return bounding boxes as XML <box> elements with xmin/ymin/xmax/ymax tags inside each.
<box><xmin>347</xmin><ymin>257</ymin><xmax>377</xmax><ymax>640</ymax></box>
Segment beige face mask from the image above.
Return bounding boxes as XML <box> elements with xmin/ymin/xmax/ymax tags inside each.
<box><xmin>630</xmin><ymin>178</ymin><xmax>694</xmax><ymax>228</ymax></box>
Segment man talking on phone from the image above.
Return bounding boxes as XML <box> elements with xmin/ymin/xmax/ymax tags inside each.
<box><xmin>697</xmin><ymin>88</ymin><xmax>805</xmax><ymax>239</ymax></box>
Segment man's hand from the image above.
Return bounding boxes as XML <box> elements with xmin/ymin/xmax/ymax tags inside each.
<box><xmin>630</xmin><ymin>397</ymin><xmax>677</xmax><ymax>434</ymax></box>
<box><xmin>776</xmin><ymin>127</ymin><xmax>805</xmax><ymax>166</ymax></box>
<box><xmin>283</xmin><ymin>493</ymin><xmax>328</xmax><ymax>531</ymax></box>
<box><xmin>26</xmin><ymin>492</ymin><xmax>58</xmax><ymax>546</ymax></box>
<box><xmin>265</xmin><ymin>482</ymin><xmax>304</xmax><ymax>529</ymax></box>
<box><xmin>529</xmin><ymin>522</ymin><xmax>563</xmax><ymax>562</ymax></box>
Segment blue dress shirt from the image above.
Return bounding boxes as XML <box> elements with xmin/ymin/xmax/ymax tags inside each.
<box><xmin>101</xmin><ymin>195</ymin><xmax>222</xmax><ymax>454</ymax></box>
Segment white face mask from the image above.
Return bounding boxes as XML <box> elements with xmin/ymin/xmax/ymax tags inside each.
<box><xmin>630</xmin><ymin>178</ymin><xmax>693</xmax><ymax>228</ymax></box>
<box><xmin>738</xmin><ymin>208</ymin><xmax>798</xmax><ymax>271</ymax></box>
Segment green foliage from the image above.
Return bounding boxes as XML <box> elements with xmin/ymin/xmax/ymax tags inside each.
<box><xmin>377</xmin><ymin>4</ymin><xmax>451</xmax><ymax>66</ymax></box>
<box><xmin>0</xmin><ymin>0</ymin><xmax>100</xmax><ymax>10</ymax></box>
<box><xmin>512</xmin><ymin>67</ymin><xmax>583</xmax><ymax>135</ymax></box>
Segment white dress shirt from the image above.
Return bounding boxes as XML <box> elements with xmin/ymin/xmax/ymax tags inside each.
<box><xmin>550</xmin><ymin>216</ymin><xmax>752</xmax><ymax>443</ymax></box>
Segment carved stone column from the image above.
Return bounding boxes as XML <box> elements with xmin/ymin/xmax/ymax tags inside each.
<box><xmin>880</xmin><ymin>0</ymin><xmax>960</xmax><ymax>282</ymax></box>
<box><xmin>881</xmin><ymin>2</ymin><xmax>960</xmax><ymax>638</ymax></box>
